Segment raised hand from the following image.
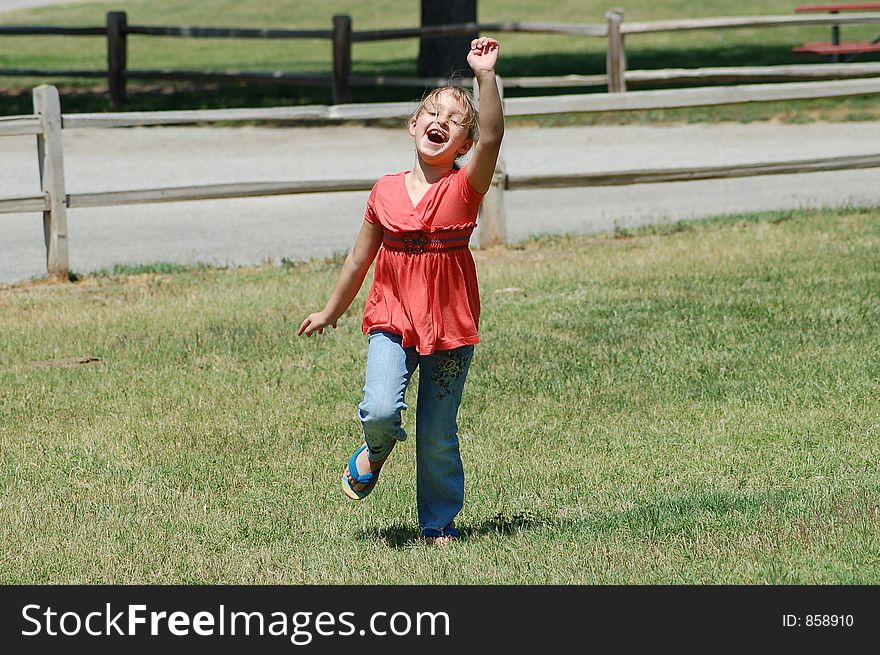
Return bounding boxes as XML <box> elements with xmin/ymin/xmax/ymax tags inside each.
<box><xmin>467</xmin><ymin>37</ymin><xmax>500</xmax><ymax>73</ymax></box>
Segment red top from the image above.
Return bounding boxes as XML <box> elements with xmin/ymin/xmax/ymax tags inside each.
<box><xmin>795</xmin><ymin>3</ymin><xmax>880</xmax><ymax>11</ymax></box>
<box><xmin>362</xmin><ymin>167</ymin><xmax>484</xmax><ymax>355</ymax></box>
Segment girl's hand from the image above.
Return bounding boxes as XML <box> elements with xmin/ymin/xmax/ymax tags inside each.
<box><xmin>467</xmin><ymin>37</ymin><xmax>500</xmax><ymax>73</ymax></box>
<box><xmin>298</xmin><ymin>311</ymin><xmax>337</xmax><ymax>336</ymax></box>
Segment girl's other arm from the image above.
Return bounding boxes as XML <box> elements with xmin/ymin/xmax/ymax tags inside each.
<box><xmin>465</xmin><ymin>37</ymin><xmax>504</xmax><ymax>194</ymax></box>
<box><xmin>298</xmin><ymin>220</ymin><xmax>383</xmax><ymax>336</ymax></box>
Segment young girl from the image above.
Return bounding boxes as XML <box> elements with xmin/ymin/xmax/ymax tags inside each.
<box><xmin>298</xmin><ymin>37</ymin><xmax>503</xmax><ymax>546</ymax></box>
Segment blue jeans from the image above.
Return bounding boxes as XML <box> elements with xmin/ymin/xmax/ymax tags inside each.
<box><xmin>358</xmin><ymin>331</ymin><xmax>474</xmax><ymax>538</ymax></box>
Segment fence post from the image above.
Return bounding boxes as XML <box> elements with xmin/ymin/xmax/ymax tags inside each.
<box><xmin>332</xmin><ymin>14</ymin><xmax>352</xmax><ymax>104</ymax></box>
<box><xmin>478</xmin><ymin>159</ymin><xmax>508</xmax><ymax>249</ymax></box>
<box><xmin>475</xmin><ymin>76</ymin><xmax>507</xmax><ymax>249</ymax></box>
<box><xmin>606</xmin><ymin>8</ymin><xmax>626</xmax><ymax>93</ymax></box>
<box><xmin>33</xmin><ymin>85</ymin><xmax>70</xmax><ymax>281</ymax></box>
<box><xmin>107</xmin><ymin>11</ymin><xmax>128</xmax><ymax>107</ymax></box>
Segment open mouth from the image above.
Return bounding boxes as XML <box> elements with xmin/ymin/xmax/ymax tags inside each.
<box><xmin>426</xmin><ymin>128</ymin><xmax>447</xmax><ymax>144</ymax></box>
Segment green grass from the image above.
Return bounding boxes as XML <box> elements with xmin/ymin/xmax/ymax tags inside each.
<box><xmin>2</xmin><ymin>207</ymin><xmax>879</xmax><ymax>583</ymax></box>
<box><xmin>1</xmin><ymin>0</ymin><xmax>879</xmax><ymax>120</ymax></box>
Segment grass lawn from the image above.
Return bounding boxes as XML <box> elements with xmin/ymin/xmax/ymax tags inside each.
<box><xmin>1</xmin><ymin>207</ymin><xmax>878</xmax><ymax>584</ymax></box>
<box><xmin>1</xmin><ymin>0</ymin><xmax>879</xmax><ymax>120</ymax></box>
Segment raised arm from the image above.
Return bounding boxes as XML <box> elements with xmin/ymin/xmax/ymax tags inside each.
<box><xmin>298</xmin><ymin>220</ymin><xmax>383</xmax><ymax>336</ymax></box>
<box><xmin>465</xmin><ymin>37</ymin><xmax>504</xmax><ymax>194</ymax></box>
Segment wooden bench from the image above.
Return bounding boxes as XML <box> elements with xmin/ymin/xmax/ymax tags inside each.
<box><xmin>793</xmin><ymin>3</ymin><xmax>880</xmax><ymax>62</ymax></box>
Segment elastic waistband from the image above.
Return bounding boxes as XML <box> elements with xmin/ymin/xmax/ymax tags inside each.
<box><xmin>382</xmin><ymin>228</ymin><xmax>473</xmax><ymax>254</ymax></box>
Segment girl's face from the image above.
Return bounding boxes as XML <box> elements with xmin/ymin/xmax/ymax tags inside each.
<box><xmin>409</xmin><ymin>90</ymin><xmax>474</xmax><ymax>166</ymax></box>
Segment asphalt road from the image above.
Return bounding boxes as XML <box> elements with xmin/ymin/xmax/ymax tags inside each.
<box><xmin>3</xmin><ymin>121</ymin><xmax>880</xmax><ymax>284</ymax></box>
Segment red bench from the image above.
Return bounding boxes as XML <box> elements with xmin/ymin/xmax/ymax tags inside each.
<box><xmin>793</xmin><ymin>3</ymin><xmax>880</xmax><ymax>62</ymax></box>
<box><xmin>793</xmin><ymin>41</ymin><xmax>880</xmax><ymax>54</ymax></box>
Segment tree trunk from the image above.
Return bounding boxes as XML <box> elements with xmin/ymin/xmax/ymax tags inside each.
<box><xmin>418</xmin><ymin>0</ymin><xmax>478</xmax><ymax>78</ymax></box>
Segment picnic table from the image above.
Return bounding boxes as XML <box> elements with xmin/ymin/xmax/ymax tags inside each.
<box><xmin>792</xmin><ymin>3</ymin><xmax>880</xmax><ymax>62</ymax></box>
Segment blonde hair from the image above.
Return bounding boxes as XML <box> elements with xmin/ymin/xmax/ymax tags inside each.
<box><xmin>410</xmin><ymin>83</ymin><xmax>480</xmax><ymax>145</ymax></box>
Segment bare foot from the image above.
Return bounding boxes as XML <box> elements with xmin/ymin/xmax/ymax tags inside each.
<box><xmin>423</xmin><ymin>535</ymin><xmax>455</xmax><ymax>546</ymax></box>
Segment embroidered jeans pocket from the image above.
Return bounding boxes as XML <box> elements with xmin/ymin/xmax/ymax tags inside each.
<box><xmin>430</xmin><ymin>350</ymin><xmax>470</xmax><ymax>400</ymax></box>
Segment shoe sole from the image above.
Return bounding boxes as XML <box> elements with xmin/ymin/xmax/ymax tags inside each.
<box><xmin>341</xmin><ymin>474</ymin><xmax>376</xmax><ymax>500</ymax></box>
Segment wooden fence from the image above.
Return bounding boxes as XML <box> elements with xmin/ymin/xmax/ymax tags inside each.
<box><xmin>3</xmin><ymin>76</ymin><xmax>880</xmax><ymax>280</ymax></box>
<box><xmin>2</xmin><ymin>10</ymin><xmax>880</xmax><ymax>106</ymax></box>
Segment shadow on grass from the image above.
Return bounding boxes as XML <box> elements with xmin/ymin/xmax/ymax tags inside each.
<box><xmin>359</xmin><ymin>487</ymin><xmax>802</xmax><ymax>549</ymax></box>
<box><xmin>581</xmin><ymin>488</ymin><xmax>800</xmax><ymax>537</ymax></box>
<box><xmin>358</xmin><ymin>510</ymin><xmax>555</xmax><ymax>549</ymax></box>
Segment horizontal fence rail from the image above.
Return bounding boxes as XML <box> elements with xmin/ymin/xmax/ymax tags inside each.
<box><xmin>0</xmin><ymin>195</ymin><xmax>48</xmax><ymax>213</ymax></box>
<box><xmin>3</xmin><ymin>10</ymin><xmax>880</xmax><ymax>103</ymax></box>
<box><xmin>60</xmin><ymin>101</ymin><xmax>421</xmax><ymax>128</ymax></box>
<box><xmin>10</xmin><ymin>151</ymin><xmax>877</xmax><ymax>214</ymax></box>
<box><xmin>624</xmin><ymin>62</ymin><xmax>880</xmax><ymax>84</ymax></box>
<box><xmin>446</xmin><ymin>62</ymin><xmax>880</xmax><ymax>90</ymax></box>
<box><xmin>5</xmin><ymin>72</ymin><xmax>880</xmax><ymax>279</ymax></box>
<box><xmin>502</xmin><ymin>76</ymin><xmax>880</xmax><ymax>114</ymax></box>
<box><xmin>0</xmin><ymin>67</ymin><xmax>104</xmax><ymax>78</ymax></box>
<box><xmin>123</xmin><ymin>69</ymin><xmax>336</xmax><ymax>87</ymax></box>
<box><xmin>24</xmin><ymin>63</ymin><xmax>878</xmax><ymax>93</ymax></box>
<box><xmin>66</xmin><ymin>180</ymin><xmax>378</xmax><ymax>209</ymax></box>
<box><xmin>506</xmin><ymin>153</ymin><xmax>880</xmax><ymax>189</ymax></box>
<box><xmin>0</xmin><ymin>115</ymin><xmax>43</xmax><ymax>136</ymax></box>
<box><xmin>349</xmin><ymin>21</ymin><xmax>607</xmax><ymax>41</ymax></box>
<box><xmin>621</xmin><ymin>13</ymin><xmax>880</xmax><ymax>34</ymax></box>
<box><xmin>0</xmin><ymin>25</ymin><xmax>105</xmax><ymax>35</ymax></box>
<box><xmin>125</xmin><ymin>25</ymin><xmax>333</xmax><ymax>39</ymax></box>
<box><xmin>43</xmin><ymin>76</ymin><xmax>880</xmax><ymax>130</ymax></box>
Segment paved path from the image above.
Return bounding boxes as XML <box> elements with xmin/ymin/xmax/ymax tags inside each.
<box><xmin>3</xmin><ymin>122</ymin><xmax>880</xmax><ymax>284</ymax></box>
<box><xmin>0</xmin><ymin>0</ymin><xmax>88</xmax><ymax>13</ymax></box>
